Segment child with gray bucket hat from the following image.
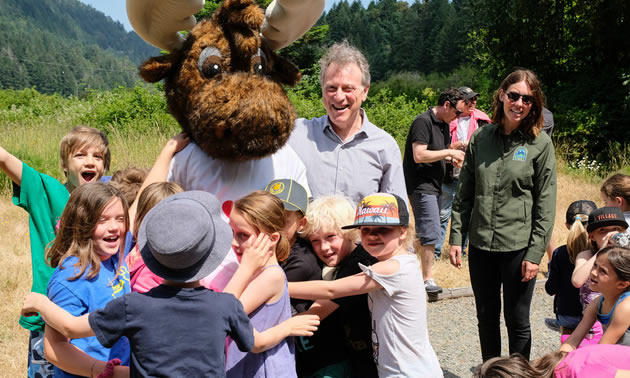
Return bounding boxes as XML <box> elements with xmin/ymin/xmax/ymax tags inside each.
<box><xmin>22</xmin><ymin>191</ymin><xmax>318</xmax><ymax>377</ymax></box>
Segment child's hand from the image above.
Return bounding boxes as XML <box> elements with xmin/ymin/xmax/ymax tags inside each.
<box><xmin>285</xmin><ymin>314</ymin><xmax>320</xmax><ymax>337</ymax></box>
<box><xmin>165</xmin><ymin>132</ymin><xmax>190</xmax><ymax>154</ymax></box>
<box><xmin>21</xmin><ymin>292</ymin><xmax>47</xmax><ymax>317</ymax></box>
<box><xmin>239</xmin><ymin>233</ymin><xmax>274</xmax><ymax>273</ymax></box>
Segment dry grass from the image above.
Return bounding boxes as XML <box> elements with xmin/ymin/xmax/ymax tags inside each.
<box><xmin>0</xmin><ymin>192</ymin><xmax>31</xmax><ymax>375</ymax></box>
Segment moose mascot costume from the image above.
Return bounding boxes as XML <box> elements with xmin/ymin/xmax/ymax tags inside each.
<box><xmin>126</xmin><ymin>0</ymin><xmax>323</xmax><ymax>287</ymax></box>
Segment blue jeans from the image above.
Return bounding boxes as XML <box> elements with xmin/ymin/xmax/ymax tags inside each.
<box><xmin>435</xmin><ymin>179</ymin><xmax>467</xmax><ymax>257</ymax></box>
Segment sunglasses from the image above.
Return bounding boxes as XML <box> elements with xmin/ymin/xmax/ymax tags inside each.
<box><xmin>450</xmin><ymin>104</ymin><xmax>463</xmax><ymax>116</ymax></box>
<box><xmin>506</xmin><ymin>91</ymin><xmax>534</xmax><ymax>105</ymax></box>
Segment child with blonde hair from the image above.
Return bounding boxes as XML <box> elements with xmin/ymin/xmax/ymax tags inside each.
<box><xmin>1</xmin><ymin>126</ymin><xmax>110</xmax><ymax>377</ymax></box>
<box><xmin>545</xmin><ymin>200</ymin><xmax>596</xmax><ymax>334</ymax></box>
<box><xmin>283</xmin><ymin>194</ymin><xmax>378</xmax><ymax>377</ymax></box>
<box><xmin>125</xmin><ymin>182</ymin><xmax>183</xmax><ymax>292</ymax></box>
<box><xmin>290</xmin><ymin>193</ymin><xmax>442</xmax><ymax>377</ymax></box>
<box><xmin>475</xmin><ymin>344</ymin><xmax>630</xmax><ymax>378</ymax></box>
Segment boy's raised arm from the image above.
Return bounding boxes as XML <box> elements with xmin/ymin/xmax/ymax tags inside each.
<box><xmin>0</xmin><ymin>145</ymin><xmax>23</xmax><ymax>186</ymax></box>
<box><xmin>22</xmin><ymin>292</ymin><xmax>93</xmax><ymax>339</ymax></box>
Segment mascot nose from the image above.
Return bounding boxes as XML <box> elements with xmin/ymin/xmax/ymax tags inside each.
<box><xmin>271</xmin><ymin>126</ymin><xmax>279</xmax><ymax>136</ymax></box>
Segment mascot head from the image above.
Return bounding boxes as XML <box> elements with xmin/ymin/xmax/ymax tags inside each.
<box><xmin>128</xmin><ymin>0</ymin><xmax>301</xmax><ymax>160</ymax></box>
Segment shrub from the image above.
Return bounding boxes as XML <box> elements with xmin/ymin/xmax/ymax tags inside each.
<box><xmin>80</xmin><ymin>84</ymin><xmax>175</xmax><ymax>134</ymax></box>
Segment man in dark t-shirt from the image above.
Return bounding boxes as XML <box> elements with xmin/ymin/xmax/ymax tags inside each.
<box><xmin>402</xmin><ymin>88</ymin><xmax>465</xmax><ymax>294</ymax></box>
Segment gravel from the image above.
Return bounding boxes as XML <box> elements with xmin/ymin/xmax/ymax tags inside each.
<box><xmin>427</xmin><ymin>284</ymin><xmax>558</xmax><ymax>377</ymax></box>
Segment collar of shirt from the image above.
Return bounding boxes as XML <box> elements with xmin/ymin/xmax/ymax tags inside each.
<box><xmin>322</xmin><ymin>108</ymin><xmax>373</xmax><ymax>145</ymax></box>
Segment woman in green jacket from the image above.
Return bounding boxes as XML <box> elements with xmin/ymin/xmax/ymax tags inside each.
<box><xmin>448</xmin><ymin>69</ymin><xmax>557</xmax><ymax>361</ymax></box>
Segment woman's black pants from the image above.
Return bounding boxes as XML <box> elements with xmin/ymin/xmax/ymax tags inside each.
<box><xmin>468</xmin><ymin>245</ymin><xmax>537</xmax><ymax>361</ymax></box>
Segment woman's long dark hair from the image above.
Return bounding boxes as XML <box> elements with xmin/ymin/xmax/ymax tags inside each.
<box><xmin>491</xmin><ymin>69</ymin><xmax>545</xmax><ymax>138</ymax></box>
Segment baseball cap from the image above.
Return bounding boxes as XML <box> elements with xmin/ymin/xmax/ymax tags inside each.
<box><xmin>458</xmin><ymin>86</ymin><xmax>479</xmax><ymax>101</ymax></box>
<box><xmin>342</xmin><ymin>193</ymin><xmax>409</xmax><ymax>229</ymax></box>
<box><xmin>587</xmin><ymin>206</ymin><xmax>629</xmax><ymax>233</ymax></box>
<box><xmin>264</xmin><ymin>179</ymin><xmax>308</xmax><ymax>215</ymax></box>
<box><xmin>566</xmin><ymin>200</ymin><xmax>597</xmax><ymax>224</ymax></box>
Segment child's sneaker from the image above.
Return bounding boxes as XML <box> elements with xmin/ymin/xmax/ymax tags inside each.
<box><xmin>424</xmin><ymin>279</ymin><xmax>443</xmax><ymax>294</ymax></box>
<box><xmin>544</xmin><ymin>318</ymin><xmax>561</xmax><ymax>332</ymax></box>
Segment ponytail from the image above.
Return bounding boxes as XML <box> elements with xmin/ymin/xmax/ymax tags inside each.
<box><xmin>566</xmin><ymin>220</ymin><xmax>589</xmax><ymax>264</ymax></box>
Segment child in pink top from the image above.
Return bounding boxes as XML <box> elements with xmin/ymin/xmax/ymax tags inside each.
<box><xmin>475</xmin><ymin>344</ymin><xmax>630</xmax><ymax>378</ymax></box>
<box><xmin>126</xmin><ymin>181</ymin><xmax>183</xmax><ymax>292</ymax></box>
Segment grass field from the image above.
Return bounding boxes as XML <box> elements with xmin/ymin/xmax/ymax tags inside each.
<box><xmin>0</xmin><ymin>118</ymin><xmax>608</xmax><ymax>375</ymax></box>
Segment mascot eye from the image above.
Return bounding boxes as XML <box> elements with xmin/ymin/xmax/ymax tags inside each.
<box><xmin>252</xmin><ymin>49</ymin><xmax>267</xmax><ymax>75</ymax></box>
<box><xmin>198</xmin><ymin>47</ymin><xmax>223</xmax><ymax>78</ymax></box>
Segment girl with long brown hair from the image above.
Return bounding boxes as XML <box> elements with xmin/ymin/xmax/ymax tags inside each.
<box><xmin>44</xmin><ymin>182</ymin><xmax>131</xmax><ymax>376</ymax></box>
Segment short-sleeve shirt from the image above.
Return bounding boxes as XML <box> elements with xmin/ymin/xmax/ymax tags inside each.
<box><xmin>168</xmin><ymin>142</ymin><xmax>310</xmax><ymax>205</ymax></box>
<box><xmin>13</xmin><ymin>162</ymin><xmax>70</xmax><ymax>331</ymax></box>
<box><xmin>360</xmin><ymin>254</ymin><xmax>442</xmax><ymax>377</ymax></box>
<box><xmin>89</xmin><ymin>285</ymin><xmax>254</xmax><ymax>377</ymax></box>
<box><xmin>402</xmin><ymin>108</ymin><xmax>450</xmax><ymax>195</ymax></box>
<box><xmin>48</xmin><ymin>256</ymin><xmax>131</xmax><ymax>378</ymax></box>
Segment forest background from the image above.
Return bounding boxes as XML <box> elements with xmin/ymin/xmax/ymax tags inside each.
<box><xmin>1</xmin><ymin>0</ymin><xmax>629</xmax><ymax>167</ymax></box>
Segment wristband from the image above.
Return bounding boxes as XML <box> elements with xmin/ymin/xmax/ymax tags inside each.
<box><xmin>97</xmin><ymin>358</ymin><xmax>121</xmax><ymax>378</ymax></box>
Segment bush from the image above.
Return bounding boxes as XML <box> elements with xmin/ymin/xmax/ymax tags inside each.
<box><xmin>80</xmin><ymin>84</ymin><xmax>175</xmax><ymax>134</ymax></box>
<box><xmin>364</xmin><ymin>88</ymin><xmax>429</xmax><ymax>150</ymax></box>
<box><xmin>0</xmin><ymin>88</ymin><xmax>72</xmax><ymax>122</ymax></box>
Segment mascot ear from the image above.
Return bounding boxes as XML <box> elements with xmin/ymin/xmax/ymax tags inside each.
<box><xmin>138</xmin><ymin>54</ymin><xmax>179</xmax><ymax>83</ymax></box>
<box><xmin>264</xmin><ymin>47</ymin><xmax>302</xmax><ymax>86</ymax></box>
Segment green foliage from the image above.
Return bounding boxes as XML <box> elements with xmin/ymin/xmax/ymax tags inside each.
<box><xmin>364</xmin><ymin>88</ymin><xmax>429</xmax><ymax>150</ymax></box>
<box><xmin>279</xmin><ymin>25</ymin><xmax>329</xmax><ymax>73</ymax></box>
<box><xmin>287</xmin><ymin>91</ymin><xmax>324</xmax><ymax>120</ymax></box>
<box><xmin>464</xmin><ymin>0</ymin><xmax>630</xmax><ymax>163</ymax></box>
<box><xmin>79</xmin><ymin>84</ymin><xmax>175</xmax><ymax>134</ymax></box>
<box><xmin>0</xmin><ymin>0</ymin><xmax>158</xmax><ymax>96</ymax></box>
<box><xmin>0</xmin><ymin>88</ymin><xmax>69</xmax><ymax>120</ymax></box>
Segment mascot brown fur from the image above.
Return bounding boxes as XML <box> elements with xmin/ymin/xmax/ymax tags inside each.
<box><xmin>138</xmin><ymin>0</ymin><xmax>301</xmax><ymax>161</ymax></box>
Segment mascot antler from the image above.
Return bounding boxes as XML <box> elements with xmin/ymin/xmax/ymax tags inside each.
<box><xmin>127</xmin><ymin>0</ymin><xmax>317</xmax><ymax>161</ymax></box>
<box><xmin>127</xmin><ymin>0</ymin><xmax>325</xmax><ymax>52</ymax></box>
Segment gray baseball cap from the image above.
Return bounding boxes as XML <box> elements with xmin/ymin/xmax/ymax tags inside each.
<box><xmin>264</xmin><ymin>179</ymin><xmax>308</xmax><ymax>215</ymax></box>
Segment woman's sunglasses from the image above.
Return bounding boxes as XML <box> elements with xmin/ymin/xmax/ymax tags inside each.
<box><xmin>506</xmin><ymin>91</ymin><xmax>534</xmax><ymax>105</ymax></box>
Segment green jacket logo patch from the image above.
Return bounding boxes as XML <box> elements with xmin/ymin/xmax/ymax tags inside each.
<box><xmin>513</xmin><ymin>147</ymin><xmax>527</xmax><ymax>161</ymax></box>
